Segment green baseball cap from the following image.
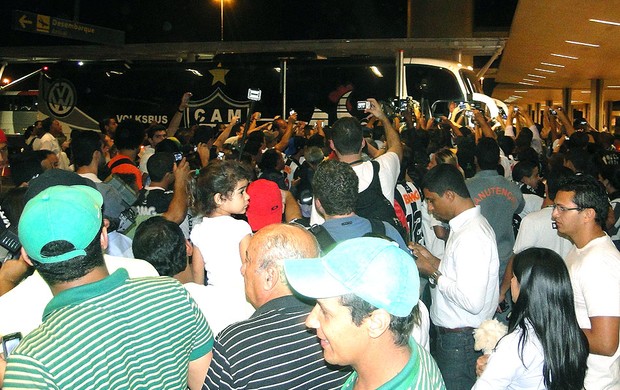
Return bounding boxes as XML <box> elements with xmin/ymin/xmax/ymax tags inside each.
<box><xmin>19</xmin><ymin>185</ymin><xmax>103</xmax><ymax>264</ymax></box>
<box><xmin>284</xmin><ymin>237</ymin><xmax>420</xmax><ymax>317</ymax></box>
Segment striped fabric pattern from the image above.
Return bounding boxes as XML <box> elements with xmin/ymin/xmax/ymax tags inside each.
<box><xmin>3</xmin><ymin>270</ymin><xmax>213</xmax><ymax>390</ymax></box>
<box><xmin>203</xmin><ymin>295</ymin><xmax>350</xmax><ymax>390</ymax></box>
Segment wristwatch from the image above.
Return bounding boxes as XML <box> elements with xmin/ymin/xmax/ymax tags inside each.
<box><xmin>428</xmin><ymin>269</ymin><xmax>442</xmax><ymax>287</ymax></box>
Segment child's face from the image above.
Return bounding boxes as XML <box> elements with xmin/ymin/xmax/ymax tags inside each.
<box><xmin>221</xmin><ymin>179</ymin><xmax>250</xmax><ymax>215</ymax></box>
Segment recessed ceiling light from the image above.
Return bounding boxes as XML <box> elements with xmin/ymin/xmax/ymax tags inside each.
<box><xmin>571</xmin><ymin>100</ymin><xmax>583</xmax><ymax>103</ymax></box>
<box><xmin>551</xmin><ymin>53</ymin><xmax>579</xmax><ymax>60</ymax></box>
<box><xmin>540</xmin><ymin>62</ymin><xmax>565</xmax><ymax>68</ymax></box>
<box><xmin>519</xmin><ymin>82</ymin><xmax>534</xmax><ymax>86</ymax></box>
<box><xmin>565</xmin><ymin>40</ymin><xmax>600</xmax><ymax>48</ymax></box>
<box><xmin>522</xmin><ymin>79</ymin><xmax>539</xmax><ymax>83</ymax></box>
<box><xmin>589</xmin><ymin>18</ymin><xmax>620</xmax><ymax>26</ymax></box>
<box><xmin>513</xmin><ymin>95</ymin><xmax>523</xmax><ymax>99</ymax></box>
<box><xmin>514</xmin><ymin>90</ymin><xmax>528</xmax><ymax>93</ymax></box>
<box><xmin>534</xmin><ymin>68</ymin><xmax>557</xmax><ymax>73</ymax></box>
<box><xmin>527</xmin><ymin>74</ymin><xmax>546</xmax><ymax>79</ymax></box>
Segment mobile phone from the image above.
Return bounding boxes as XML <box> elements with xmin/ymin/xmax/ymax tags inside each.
<box><xmin>217</xmin><ymin>151</ymin><xmax>225</xmax><ymax>160</ymax></box>
<box><xmin>255</xmin><ymin>112</ymin><xmax>261</xmax><ymax>120</ymax></box>
<box><xmin>357</xmin><ymin>101</ymin><xmax>370</xmax><ymax>110</ymax></box>
<box><xmin>513</xmin><ymin>107</ymin><xmax>519</xmax><ymax>113</ymax></box>
<box><xmin>550</xmin><ymin>109</ymin><xmax>557</xmax><ymax>116</ymax></box>
<box><xmin>458</xmin><ymin>102</ymin><xmax>466</xmax><ymax>110</ymax></box>
<box><xmin>173</xmin><ymin>152</ymin><xmax>183</xmax><ymax>162</ymax></box>
<box><xmin>2</xmin><ymin>332</ymin><xmax>22</xmax><ymax>357</ymax></box>
<box><xmin>289</xmin><ymin>109</ymin><xmax>296</xmax><ymax>116</ymax></box>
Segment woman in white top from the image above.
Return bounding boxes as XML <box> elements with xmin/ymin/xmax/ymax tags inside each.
<box><xmin>473</xmin><ymin>248</ymin><xmax>588</xmax><ymax>390</ymax></box>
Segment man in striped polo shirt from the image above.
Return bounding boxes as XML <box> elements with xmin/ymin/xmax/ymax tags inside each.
<box><xmin>285</xmin><ymin>237</ymin><xmax>446</xmax><ymax>390</ymax></box>
<box><xmin>203</xmin><ymin>223</ymin><xmax>350</xmax><ymax>389</ymax></box>
<box><xmin>2</xmin><ymin>185</ymin><xmax>213</xmax><ymax>390</ymax></box>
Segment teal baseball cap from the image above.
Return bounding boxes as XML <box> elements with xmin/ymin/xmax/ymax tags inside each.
<box><xmin>19</xmin><ymin>185</ymin><xmax>103</xmax><ymax>264</ymax></box>
<box><xmin>284</xmin><ymin>237</ymin><xmax>420</xmax><ymax>317</ymax></box>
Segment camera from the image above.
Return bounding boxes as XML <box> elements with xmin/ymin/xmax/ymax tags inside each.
<box><xmin>550</xmin><ymin>109</ymin><xmax>557</xmax><ymax>116</ymax></box>
<box><xmin>357</xmin><ymin>101</ymin><xmax>371</xmax><ymax>110</ymax></box>
<box><xmin>513</xmin><ymin>107</ymin><xmax>519</xmax><ymax>113</ymax></box>
<box><xmin>2</xmin><ymin>332</ymin><xmax>22</xmax><ymax>357</ymax></box>
<box><xmin>173</xmin><ymin>152</ymin><xmax>183</xmax><ymax>162</ymax></box>
<box><xmin>217</xmin><ymin>151</ymin><xmax>225</xmax><ymax>160</ymax></box>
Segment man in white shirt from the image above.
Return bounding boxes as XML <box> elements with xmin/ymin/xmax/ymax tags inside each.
<box><xmin>552</xmin><ymin>174</ymin><xmax>620</xmax><ymax>389</ymax></box>
<box><xmin>411</xmin><ymin>164</ymin><xmax>499</xmax><ymax>390</ymax></box>
<box><xmin>39</xmin><ymin>118</ymin><xmax>70</xmax><ymax>170</ymax></box>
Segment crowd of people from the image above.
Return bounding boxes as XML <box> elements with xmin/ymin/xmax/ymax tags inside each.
<box><xmin>0</xmin><ymin>92</ymin><xmax>618</xmax><ymax>389</ymax></box>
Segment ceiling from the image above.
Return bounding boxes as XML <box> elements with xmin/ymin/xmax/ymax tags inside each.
<box><xmin>493</xmin><ymin>0</ymin><xmax>620</xmax><ymax>105</ymax></box>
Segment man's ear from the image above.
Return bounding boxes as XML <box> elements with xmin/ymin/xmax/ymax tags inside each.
<box><xmin>185</xmin><ymin>239</ymin><xmax>193</xmax><ymax>257</ymax></box>
<box><xmin>444</xmin><ymin>189</ymin><xmax>456</xmax><ymax>202</ymax></box>
<box><xmin>100</xmin><ymin>225</ymin><xmax>109</xmax><ymax>251</ymax></box>
<box><xmin>263</xmin><ymin>265</ymin><xmax>279</xmax><ymax>291</ymax></box>
<box><xmin>329</xmin><ymin>139</ymin><xmax>336</xmax><ymax>152</ymax></box>
<box><xmin>366</xmin><ymin>309</ymin><xmax>391</xmax><ymax>339</ymax></box>
<box><xmin>20</xmin><ymin>247</ymin><xmax>33</xmax><ymax>267</ymax></box>
<box><xmin>582</xmin><ymin>207</ymin><xmax>597</xmax><ymax>224</ymax></box>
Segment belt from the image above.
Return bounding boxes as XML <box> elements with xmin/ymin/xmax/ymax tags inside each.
<box><xmin>435</xmin><ymin>326</ymin><xmax>474</xmax><ymax>334</ymax></box>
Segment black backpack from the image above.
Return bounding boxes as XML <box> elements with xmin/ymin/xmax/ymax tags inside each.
<box><xmin>354</xmin><ymin>160</ymin><xmax>407</xmax><ymax>241</ymax></box>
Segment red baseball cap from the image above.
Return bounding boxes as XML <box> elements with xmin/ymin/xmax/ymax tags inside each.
<box><xmin>246</xmin><ymin>179</ymin><xmax>282</xmax><ymax>231</ymax></box>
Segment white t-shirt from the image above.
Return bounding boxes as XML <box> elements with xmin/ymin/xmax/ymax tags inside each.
<box><xmin>190</xmin><ymin>215</ymin><xmax>254</xmax><ymax>328</ymax></box>
<box><xmin>472</xmin><ymin>322</ymin><xmax>545</xmax><ymax>390</ymax></box>
<box><xmin>0</xmin><ymin>255</ymin><xmax>158</xmax><ymax>337</ymax></box>
<box><xmin>513</xmin><ymin>207</ymin><xmax>572</xmax><ymax>259</ymax></box>
<box><xmin>565</xmin><ymin>235</ymin><xmax>620</xmax><ymax>389</ymax></box>
<box><xmin>517</xmin><ymin>193</ymin><xmax>544</xmax><ymax>220</ymax></box>
<box><xmin>310</xmin><ymin>151</ymin><xmax>400</xmax><ymax>225</ymax></box>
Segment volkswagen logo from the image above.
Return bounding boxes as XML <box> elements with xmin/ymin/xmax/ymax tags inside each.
<box><xmin>46</xmin><ymin>79</ymin><xmax>76</xmax><ymax>117</ymax></box>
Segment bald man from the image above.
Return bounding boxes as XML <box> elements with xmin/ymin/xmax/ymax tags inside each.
<box><xmin>202</xmin><ymin>224</ymin><xmax>350</xmax><ymax>390</ymax></box>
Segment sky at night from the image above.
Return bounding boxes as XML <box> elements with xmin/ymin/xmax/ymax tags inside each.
<box><xmin>0</xmin><ymin>0</ymin><xmax>515</xmax><ymax>46</ymax></box>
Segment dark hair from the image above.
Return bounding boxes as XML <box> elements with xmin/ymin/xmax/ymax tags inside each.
<box><xmin>191</xmin><ymin>125</ymin><xmax>216</xmax><ymax>145</ymax></box>
<box><xmin>546</xmin><ymin>167</ymin><xmax>574</xmax><ymax>201</ymax></box>
<box><xmin>423</xmin><ymin>163</ymin><xmax>470</xmax><ymax>198</ymax></box>
<box><xmin>340</xmin><ymin>293</ymin><xmax>416</xmax><ymax>347</ymax></box>
<box><xmin>33</xmin><ymin>228</ymin><xmax>104</xmax><ymax>286</ymax></box>
<box><xmin>557</xmin><ymin>174</ymin><xmax>608</xmax><ymax>228</ymax></box>
<box><xmin>114</xmin><ymin>119</ymin><xmax>145</xmax><ymax>150</ymax></box>
<box><xmin>146</xmin><ymin>124</ymin><xmax>167</xmax><ymax>139</ymax></box>
<box><xmin>244</xmin><ymin>131</ymin><xmax>265</xmax><ymax>156</ymax></box>
<box><xmin>132</xmin><ymin>216</ymin><xmax>186</xmax><ymax>277</ymax></box>
<box><xmin>155</xmin><ymin>138</ymin><xmax>181</xmax><ymax>154</ymax></box>
<box><xmin>331</xmin><ymin>117</ymin><xmax>363</xmax><ymax>155</ymax></box>
<box><xmin>312</xmin><ymin>160</ymin><xmax>358</xmax><ymax>216</ymax></box>
<box><xmin>497</xmin><ymin>135</ymin><xmax>515</xmax><ymax>157</ymax></box>
<box><xmin>71</xmin><ymin>130</ymin><xmax>103</xmax><ymax>167</ymax></box>
<box><xmin>306</xmin><ymin>134</ymin><xmax>325</xmax><ymax>148</ymax></box>
<box><xmin>258</xmin><ymin>149</ymin><xmax>282</xmax><ymax>171</ymax></box>
<box><xmin>8</xmin><ymin>152</ymin><xmax>43</xmax><ymax>186</ymax></box>
<box><xmin>512</xmin><ymin>160</ymin><xmax>537</xmax><ymax>183</ymax></box>
<box><xmin>565</xmin><ymin>150</ymin><xmax>597</xmax><ymax>177</ymax></box>
<box><xmin>147</xmin><ymin>152</ymin><xmax>174</xmax><ymax>182</ymax></box>
<box><xmin>41</xmin><ymin>118</ymin><xmax>53</xmax><ymax>134</ymax></box>
<box><xmin>99</xmin><ymin>117</ymin><xmax>115</xmax><ymax>134</ymax></box>
<box><xmin>475</xmin><ymin>137</ymin><xmax>500</xmax><ymax>170</ymax></box>
<box><xmin>510</xmin><ymin>248</ymin><xmax>588</xmax><ymax>390</ymax></box>
<box><xmin>600</xmin><ymin>163</ymin><xmax>620</xmax><ymax>192</ymax></box>
<box><xmin>194</xmin><ymin>160</ymin><xmax>252</xmax><ymax>215</ymax></box>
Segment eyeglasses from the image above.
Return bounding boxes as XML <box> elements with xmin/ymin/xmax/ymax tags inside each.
<box><xmin>552</xmin><ymin>204</ymin><xmax>583</xmax><ymax>213</ymax></box>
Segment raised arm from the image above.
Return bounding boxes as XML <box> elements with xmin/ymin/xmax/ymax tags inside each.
<box><xmin>167</xmin><ymin>92</ymin><xmax>192</xmax><ymax>137</ymax></box>
<box><xmin>161</xmin><ymin>158</ymin><xmax>190</xmax><ymax>224</ymax></box>
<box><xmin>213</xmin><ymin>116</ymin><xmax>239</xmax><ymax>152</ymax></box>
<box><xmin>274</xmin><ymin>113</ymin><xmax>297</xmax><ymax>152</ymax></box>
<box><xmin>366</xmin><ymin>98</ymin><xmax>403</xmax><ymax>161</ymax></box>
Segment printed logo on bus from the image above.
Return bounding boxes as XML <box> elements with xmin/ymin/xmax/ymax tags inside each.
<box><xmin>46</xmin><ymin>79</ymin><xmax>76</xmax><ymax>118</ymax></box>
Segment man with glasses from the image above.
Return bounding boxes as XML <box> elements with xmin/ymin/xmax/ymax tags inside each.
<box><xmin>552</xmin><ymin>174</ymin><xmax>620</xmax><ymax>389</ymax></box>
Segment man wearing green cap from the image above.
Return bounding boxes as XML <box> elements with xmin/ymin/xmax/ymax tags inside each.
<box><xmin>284</xmin><ymin>237</ymin><xmax>445</xmax><ymax>389</ymax></box>
<box><xmin>2</xmin><ymin>185</ymin><xmax>214</xmax><ymax>390</ymax></box>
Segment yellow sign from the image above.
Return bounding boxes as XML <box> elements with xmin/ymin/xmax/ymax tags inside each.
<box><xmin>36</xmin><ymin>15</ymin><xmax>50</xmax><ymax>33</ymax></box>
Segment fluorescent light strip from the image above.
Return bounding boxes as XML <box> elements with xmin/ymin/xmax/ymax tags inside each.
<box><xmin>581</xmin><ymin>91</ymin><xmax>591</xmax><ymax>93</ymax></box>
<box><xmin>519</xmin><ymin>82</ymin><xmax>534</xmax><ymax>86</ymax></box>
<box><xmin>370</xmin><ymin>66</ymin><xmax>383</xmax><ymax>78</ymax></box>
<box><xmin>534</xmin><ymin>68</ymin><xmax>557</xmax><ymax>73</ymax></box>
<box><xmin>514</xmin><ymin>90</ymin><xmax>528</xmax><ymax>93</ymax></box>
<box><xmin>522</xmin><ymin>79</ymin><xmax>539</xmax><ymax>83</ymax></box>
<box><xmin>589</xmin><ymin>18</ymin><xmax>620</xmax><ymax>26</ymax></box>
<box><xmin>565</xmin><ymin>40</ymin><xmax>600</xmax><ymax>48</ymax></box>
<box><xmin>540</xmin><ymin>62</ymin><xmax>565</xmax><ymax>68</ymax></box>
<box><xmin>551</xmin><ymin>53</ymin><xmax>578</xmax><ymax>60</ymax></box>
<box><xmin>527</xmin><ymin>74</ymin><xmax>546</xmax><ymax>79</ymax></box>
<box><xmin>608</xmin><ymin>85</ymin><xmax>620</xmax><ymax>88</ymax></box>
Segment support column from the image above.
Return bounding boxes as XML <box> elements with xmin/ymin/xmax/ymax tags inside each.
<box><xmin>590</xmin><ymin>79</ymin><xmax>604</xmax><ymax>131</ymax></box>
<box><xmin>562</xmin><ymin>88</ymin><xmax>572</xmax><ymax>122</ymax></box>
<box><xmin>535</xmin><ymin>103</ymin><xmax>541</xmax><ymax>124</ymax></box>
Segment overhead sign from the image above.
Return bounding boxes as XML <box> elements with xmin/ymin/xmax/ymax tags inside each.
<box><xmin>12</xmin><ymin>10</ymin><xmax>125</xmax><ymax>45</ymax></box>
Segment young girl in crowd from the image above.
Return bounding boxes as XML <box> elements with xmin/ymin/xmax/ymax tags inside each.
<box><xmin>190</xmin><ymin>160</ymin><xmax>254</xmax><ymax>333</ymax></box>
<box><xmin>473</xmin><ymin>247</ymin><xmax>588</xmax><ymax>390</ymax></box>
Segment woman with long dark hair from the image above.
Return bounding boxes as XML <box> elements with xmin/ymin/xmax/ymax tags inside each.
<box><xmin>473</xmin><ymin>247</ymin><xmax>588</xmax><ymax>389</ymax></box>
